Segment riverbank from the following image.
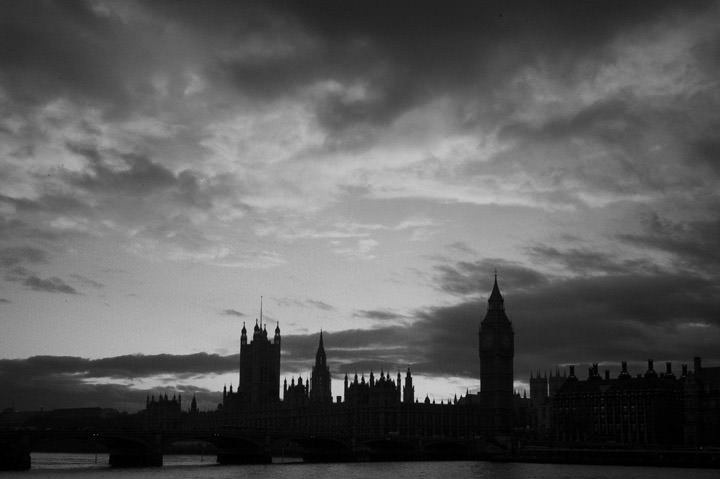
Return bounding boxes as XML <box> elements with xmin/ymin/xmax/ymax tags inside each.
<box><xmin>501</xmin><ymin>446</ymin><xmax>720</xmax><ymax>469</ymax></box>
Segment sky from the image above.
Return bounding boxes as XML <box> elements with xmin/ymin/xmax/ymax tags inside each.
<box><xmin>1</xmin><ymin>0</ymin><xmax>720</xmax><ymax>412</ymax></box>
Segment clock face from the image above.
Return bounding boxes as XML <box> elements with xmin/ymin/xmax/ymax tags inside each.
<box><xmin>501</xmin><ymin>335</ymin><xmax>512</xmax><ymax>348</ymax></box>
<box><xmin>481</xmin><ymin>335</ymin><xmax>494</xmax><ymax>348</ymax></box>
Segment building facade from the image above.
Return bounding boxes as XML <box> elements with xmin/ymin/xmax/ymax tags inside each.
<box><xmin>547</xmin><ymin>358</ymin><xmax>720</xmax><ymax>447</ymax></box>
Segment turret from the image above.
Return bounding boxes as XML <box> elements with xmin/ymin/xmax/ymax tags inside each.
<box><xmin>274</xmin><ymin>322</ymin><xmax>281</xmax><ymax>344</ymax></box>
<box><xmin>645</xmin><ymin>359</ymin><xmax>657</xmax><ymax>378</ymax></box>
<box><xmin>619</xmin><ymin>361</ymin><xmax>630</xmax><ymax>379</ymax></box>
<box><xmin>397</xmin><ymin>371</ymin><xmax>402</xmax><ymax>403</ymax></box>
<box><xmin>241</xmin><ymin>322</ymin><xmax>247</xmax><ymax>346</ymax></box>
<box><xmin>567</xmin><ymin>365</ymin><xmax>577</xmax><ymax>381</ymax></box>
<box><xmin>403</xmin><ymin>367</ymin><xmax>414</xmax><ymax>404</ymax></box>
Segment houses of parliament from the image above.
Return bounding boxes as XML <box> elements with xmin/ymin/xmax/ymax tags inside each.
<box><xmin>214</xmin><ymin>275</ymin><xmax>720</xmax><ymax>448</ymax></box>
<box><xmin>3</xmin><ymin>275</ymin><xmax>718</xmax><ymax>469</ymax></box>
<box><xmin>218</xmin><ymin>276</ymin><xmax>515</xmax><ymax>440</ymax></box>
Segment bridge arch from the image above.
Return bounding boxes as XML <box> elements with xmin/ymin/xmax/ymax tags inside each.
<box><xmin>362</xmin><ymin>438</ymin><xmax>418</xmax><ymax>461</ymax></box>
<box><xmin>421</xmin><ymin>440</ymin><xmax>472</xmax><ymax>460</ymax></box>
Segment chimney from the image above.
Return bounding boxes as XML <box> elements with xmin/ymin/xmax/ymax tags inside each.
<box><xmin>666</xmin><ymin>362</ymin><xmax>672</xmax><ymax>375</ymax></box>
<box><xmin>604</xmin><ymin>370</ymin><xmax>610</xmax><ymax>380</ymax></box>
<box><xmin>694</xmin><ymin>357</ymin><xmax>702</xmax><ymax>373</ymax></box>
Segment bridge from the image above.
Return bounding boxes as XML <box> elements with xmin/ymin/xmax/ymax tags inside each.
<box><xmin>0</xmin><ymin>427</ymin><xmax>494</xmax><ymax>469</ymax></box>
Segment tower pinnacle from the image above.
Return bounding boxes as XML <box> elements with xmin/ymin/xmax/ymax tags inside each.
<box><xmin>488</xmin><ymin>273</ymin><xmax>505</xmax><ymax>311</ymax></box>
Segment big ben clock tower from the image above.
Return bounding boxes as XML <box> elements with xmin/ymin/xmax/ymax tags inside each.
<box><xmin>479</xmin><ymin>273</ymin><xmax>514</xmax><ymax>436</ymax></box>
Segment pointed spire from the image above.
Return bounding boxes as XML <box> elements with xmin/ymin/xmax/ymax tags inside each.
<box><xmin>315</xmin><ymin>330</ymin><xmax>327</xmax><ymax>365</ymax></box>
<box><xmin>488</xmin><ymin>271</ymin><xmax>505</xmax><ymax>310</ymax></box>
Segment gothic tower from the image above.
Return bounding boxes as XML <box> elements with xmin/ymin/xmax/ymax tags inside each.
<box><xmin>310</xmin><ymin>331</ymin><xmax>332</xmax><ymax>403</ymax></box>
<box><xmin>238</xmin><ymin>299</ymin><xmax>281</xmax><ymax>406</ymax></box>
<box><xmin>479</xmin><ymin>273</ymin><xmax>514</xmax><ymax>435</ymax></box>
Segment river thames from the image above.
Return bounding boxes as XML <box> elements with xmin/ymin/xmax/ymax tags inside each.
<box><xmin>4</xmin><ymin>453</ymin><xmax>717</xmax><ymax>479</ymax></box>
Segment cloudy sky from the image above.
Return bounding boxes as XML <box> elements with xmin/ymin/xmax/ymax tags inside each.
<box><xmin>1</xmin><ymin>0</ymin><xmax>719</xmax><ymax>412</ymax></box>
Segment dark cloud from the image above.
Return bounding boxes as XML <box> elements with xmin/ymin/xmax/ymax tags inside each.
<box><xmin>619</xmin><ymin>212</ymin><xmax>720</xmax><ymax>272</ymax></box>
<box><xmin>274</xmin><ymin>297</ymin><xmax>335</xmax><ymax>311</ymax></box>
<box><xmin>0</xmin><ymin>353</ymin><xmax>234</xmax><ymax>410</ymax></box>
<box><xmin>446</xmin><ymin>241</ymin><xmax>477</xmax><ymax>256</ymax></box>
<box><xmin>70</xmin><ymin>274</ymin><xmax>104</xmax><ymax>289</ymax></box>
<box><xmin>3</xmin><ymin>193</ymin><xmax>90</xmax><ymax>215</ymax></box>
<box><xmin>0</xmin><ymin>0</ymin><xmax>178</xmax><ymax>115</ymax></box>
<box><xmin>306</xmin><ymin>299</ymin><xmax>335</xmax><ymax>311</ymax></box>
<box><xmin>353</xmin><ymin>309</ymin><xmax>406</xmax><ymax>321</ymax></box>
<box><xmin>0</xmin><ymin>369</ymin><xmax>222</xmax><ymax>413</ymax></box>
<box><xmin>528</xmin><ymin>245</ymin><xmax>660</xmax><ymax>276</ymax></box>
<box><xmin>67</xmin><ymin>143</ymin><xmax>176</xmax><ymax>194</ymax></box>
<box><xmin>1</xmin><ymin>353</ymin><xmax>236</xmax><ymax>380</ymax></box>
<box><xmin>689</xmin><ymin>138</ymin><xmax>720</xmax><ymax>175</ymax></box>
<box><xmin>23</xmin><ymin>275</ymin><xmax>78</xmax><ymax>295</ymax></box>
<box><xmin>0</xmin><ymin>247</ymin><xmax>84</xmax><ymax>295</ymax></box>
<box><xmin>63</xmin><ymin>142</ymin><xmax>239</xmax><ymax>214</ymax></box>
<box><xmin>499</xmin><ymin>98</ymin><xmax>642</xmax><ymax>145</ymax></box>
<box><xmin>89</xmin><ymin>353</ymin><xmax>238</xmax><ymax>379</ymax></box>
<box><xmin>0</xmin><ymin>246</ymin><xmax>48</xmax><ymax>268</ymax></box>
<box><xmin>0</xmin><ymin>217</ymin><xmax>58</xmax><ymax>243</ymax></box>
<box><xmin>222</xmin><ymin>309</ymin><xmax>246</xmax><ymax>317</ymax></box>
<box><xmin>0</xmin><ymin>3</ymin><xmax>113</xmax><ymax>107</ymax></box>
<box><xmin>55</xmin><ymin>0</ymin><xmax>705</xmax><ymax>136</ymax></box>
<box><xmin>434</xmin><ymin>258</ymin><xmax>548</xmax><ymax>296</ymax></box>
<box><xmin>0</xmin><ymin>298</ymin><xmax>10</xmax><ymax>304</ymax></box>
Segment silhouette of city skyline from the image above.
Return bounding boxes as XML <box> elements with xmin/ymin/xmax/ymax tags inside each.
<box><xmin>2</xmin><ymin>277</ymin><xmax>718</xmax><ymax>469</ymax></box>
<box><xmin>2</xmin><ymin>0</ymin><xmax>720</xmax><ymax>470</ymax></box>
